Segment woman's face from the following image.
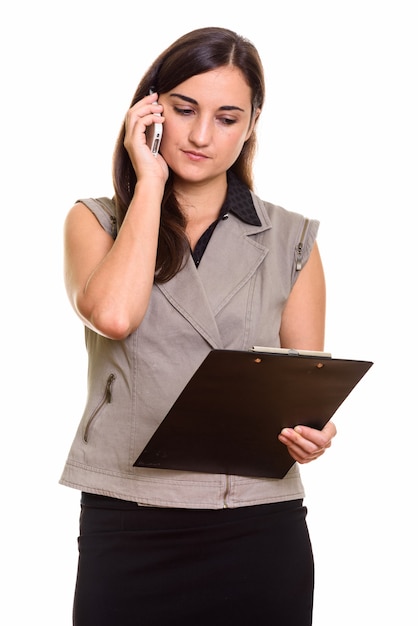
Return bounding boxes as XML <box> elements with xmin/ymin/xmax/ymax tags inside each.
<box><xmin>158</xmin><ymin>66</ymin><xmax>258</xmax><ymax>185</ymax></box>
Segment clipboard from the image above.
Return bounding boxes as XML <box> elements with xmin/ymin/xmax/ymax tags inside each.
<box><xmin>134</xmin><ymin>348</ymin><xmax>373</xmax><ymax>479</ymax></box>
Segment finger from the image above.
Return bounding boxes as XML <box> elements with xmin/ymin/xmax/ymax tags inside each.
<box><xmin>124</xmin><ymin>114</ymin><xmax>163</xmax><ymax>158</ymax></box>
<box><xmin>293</xmin><ymin>422</ymin><xmax>336</xmax><ymax>448</ymax></box>
<box><xmin>322</xmin><ymin>420</ymin><xmax>337</xmax><ymax>439</ymax></box>
<box><xmin>124</xmin><ymin>97</ymin><xmax>163</xmax><ymax>134</ymax></box>
<box><xmin>127</xmin><ymin>95</ymin><xmax>163</xmax><ymax>121</ymax></box>
<box><xmin>283</xmin><ymin>439</ymin><xmax>327</xmax><ymax>464</ymax></box>
<box><xmin>278</xmin><ymin>427</ymin><xmax>331</xmax><ymax>461</ymax></box>
<box><xmin>284</xmin><ymin>445</ymin><xmax>324</xmax><ymax>464</ymax></box>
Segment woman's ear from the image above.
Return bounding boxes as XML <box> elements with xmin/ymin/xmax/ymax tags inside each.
<box><xmin>245</xmin><ymin>108</ymin><xmax>261</xmax><ymax>141</ymax></box>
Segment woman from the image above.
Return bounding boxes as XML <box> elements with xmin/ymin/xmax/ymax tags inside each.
<box><xmin>60</xmin><ymin>26</ymin><xmax>336</xmax><ymax>626</ymax></box>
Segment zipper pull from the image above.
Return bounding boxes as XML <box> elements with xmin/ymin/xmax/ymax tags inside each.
<box><xmin>295</xmin><ymin>218</ymin><xmax>309</xmax><ymax>271</ymax></box>
<box><xmin>105</xmin><ymin>373</ymin><xmax>115</xmax><ymax>403</ymax></box>
<box><xmin>296</xmin><ymin>241</ymin><xmax>303</xmax><ymax>271</ymax></box>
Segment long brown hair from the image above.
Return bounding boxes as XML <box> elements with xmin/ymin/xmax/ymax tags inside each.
<box><xmin>113</xmin><ymin>27</ymin><xmax>265</xmax><ymax>283</ymax></box>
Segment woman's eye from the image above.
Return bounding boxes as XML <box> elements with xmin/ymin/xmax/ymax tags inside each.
<box><xmin>219</xmin><ymin>117</ymin><xmax>237</xmax><ymax>126</ymax></box>
<box><xmin>174</xmin><ymin>106</ymin><xmax>194</xmax><ymax>116</ymax></box>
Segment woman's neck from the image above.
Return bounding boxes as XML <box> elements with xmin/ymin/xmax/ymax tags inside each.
<box><xmin>173</xmin><ymin>174</ymin><xmax>228</xmax><ymax>249</ymax></box>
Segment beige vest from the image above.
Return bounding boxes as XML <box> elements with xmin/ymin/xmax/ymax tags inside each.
<box><xmin>59</xmin><ymin>193</ymin><xmax>319</xmax><ymax>509</ymax></box>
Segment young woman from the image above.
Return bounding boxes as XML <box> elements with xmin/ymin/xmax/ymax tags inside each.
<box><xmin>60</xmin><ymin>26</ymin><xmax>336</xmax><ymax>626</ymax></box>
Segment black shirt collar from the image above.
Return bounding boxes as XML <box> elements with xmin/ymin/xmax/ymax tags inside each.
<box><xmin>191</xmin><ymin>171</ymin><xmax>261</xmax><ymax>267</ymax></box>
<box><xmin>223</xmin><ymin>171</ymin><xmax>262</xmax><ymax>226</ymax></box>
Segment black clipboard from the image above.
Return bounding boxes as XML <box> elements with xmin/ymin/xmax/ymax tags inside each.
<box><xmin>134</xmin><ymin>348</ymin><xmax>373</xmax><ymax>479</ymax></box>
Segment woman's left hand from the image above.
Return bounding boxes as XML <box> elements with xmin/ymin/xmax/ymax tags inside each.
<box><xmin>278</xmin><ymin>421</ymin><xmax>337</xmax><ymax>464</ymax></box>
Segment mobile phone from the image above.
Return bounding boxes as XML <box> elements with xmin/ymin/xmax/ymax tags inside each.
<box><xmin>146</xmin><ymin>89</ymin><xmax>163</xmax><ymax>156</ymax></box>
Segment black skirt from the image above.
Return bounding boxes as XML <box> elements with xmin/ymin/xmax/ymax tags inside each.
<box><xmin>73</xmin><ymin>493</ymin><xmax>314</xmax><ymax>626</ymax></box>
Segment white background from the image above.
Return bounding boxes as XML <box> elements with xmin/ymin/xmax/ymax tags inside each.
<box><xmin>1</xmin><ymin>1</ymin><xmax>417</xmax><ymax>624</ymax></box>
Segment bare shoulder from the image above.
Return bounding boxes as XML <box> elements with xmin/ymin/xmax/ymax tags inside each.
<box><xmin>64</xmin><ymin>202</ymin><xmax>114</xmax><ymax>289</ymax></box>
<box><xmin>65</xmin><ymin>201</ymin><xmax>101</xmax><ymax>231</ymax></box>
<box><xmin>64</xmin><ymin>201</ymin><xmax>114</xmax><ymax>246</ymax></box>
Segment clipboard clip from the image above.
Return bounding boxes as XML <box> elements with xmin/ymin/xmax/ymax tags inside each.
<box><xmin>251</xmin><ymin>346</ymin><xmax>332</xmax><ymax>358</ymax></box>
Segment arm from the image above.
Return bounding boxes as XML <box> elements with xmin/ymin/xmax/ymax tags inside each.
<box><xmin>64</xmin><ymin>94</ymin><xmax>168</xmax><ymax>340</ymax></box>
<box><xmin>278</xmin><ymin>242</ymin><xmax>337</xmax><ymax>463</ymax></box>
<box><xmin>279</xmin><ymin>241</ymin><xmax>326</xmax><ymax>352</ymax></box>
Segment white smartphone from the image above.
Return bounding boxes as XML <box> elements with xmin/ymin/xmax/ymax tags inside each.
<box><xmin>146</xmin><ymin>89</ymin><xmax>163</xmax><ymax>156</ymax></box>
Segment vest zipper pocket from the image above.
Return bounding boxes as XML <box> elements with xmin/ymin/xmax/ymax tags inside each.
<box><xmin>83</xmin><ymin>373</ymin><xmax>116</xmax><ymax>443</ymax></box>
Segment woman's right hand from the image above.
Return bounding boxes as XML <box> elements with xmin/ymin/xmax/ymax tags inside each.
<box><xmin>123</xmin><ymin>92</ymin><xmax>168</xmax><ymax>184</ymax></box>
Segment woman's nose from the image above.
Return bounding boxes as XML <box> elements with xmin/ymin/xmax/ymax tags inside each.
<box><xmin>188</xmin><ymin>117</ymin><xmax>212</xmax><ymax>146</ymax></box>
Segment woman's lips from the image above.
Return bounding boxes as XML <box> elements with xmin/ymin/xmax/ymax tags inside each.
<box><xmin>182</xmin><ymin>150</ymin><xmax>209</xmax><ymax>161</ymax></box>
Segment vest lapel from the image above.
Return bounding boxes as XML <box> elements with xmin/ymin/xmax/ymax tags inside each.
<box><xmin>157</xmin><ymin>256</ymin><xmax>224</xmax><ymax>349</ymax></box>
<box><xmin>157</xmin><ymin>206</ymin><xmax>271</xmax><ymax>349</ymax></box>
<box><xmin>197</xmin><ymin>214</ymin><xmax>269</xmax><ymax>315</ymax></box>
